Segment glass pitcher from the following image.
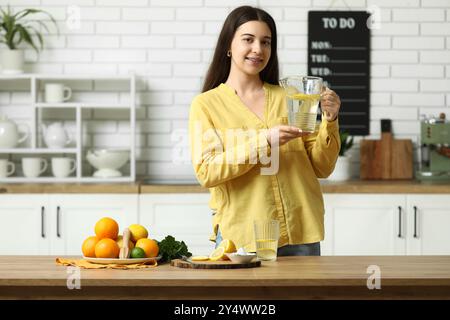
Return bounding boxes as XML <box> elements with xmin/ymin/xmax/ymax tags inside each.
<box><xmin>279</xmin><ymin>76</ymin><xmax>323</xmax><ymax>132</ymax></box>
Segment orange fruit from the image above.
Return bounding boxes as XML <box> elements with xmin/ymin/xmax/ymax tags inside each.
<box><xmin>94</xmin><ymin>217</ymin><xmax>119</xmax><ymax>240</ymax></box>
<box><xmin>95</xmin><ymin>238</ymin><xmax>120</xmax><ymax>258</ymax></box>
<box><xmin>135</xmin><ymin>238</ymin><xmax>159</xmax><ymax>258</ymax></box>
<box><xmin>82</xmin><ymin>236</ymin><xmax>100</xmax><ymax>257</ymax></box>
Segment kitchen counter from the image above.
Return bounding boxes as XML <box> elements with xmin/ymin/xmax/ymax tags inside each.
<box><xmin>318</xmin><ymin>179</ymin><xmax>450</xmax><ymax>193</ymax></box>
<box><xmin>1</xmin><ymin>256</ymin><xmax>450</xmax><ymax>299</ymax></box>
<box><xmin>140</xmin><ymin>180</ymin><xmax>450</xmax><ymax>194</ymax></box>
<box><xmin>1</xmin><ymin>180</ymin><xmax>450</xmax><ymax>194</ymax></box>
<box><xmin>0</xmin><ymin>183</ymin><xmax>139</xmax><ymax>194</ymax></box>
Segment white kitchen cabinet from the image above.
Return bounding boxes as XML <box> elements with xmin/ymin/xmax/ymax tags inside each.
<box><xmin>323</xmin><ymin>194</ymin><xmax>406</xmax><ymax>256</ymax></box>
<box><xmin>1</xmin><ymin>192</ymin><xmax>448</xmax><ymax>257</ymax></box>
<box><xmin>406</xmin><ymin>195</ymin><xmax>450</xmax><ymax>255</ymax></box>
<box><xmin>0</xmin><ymin>195</ymin><xmax>50</xmax><ymax>255</ymax></box>
<box><xmin>321</xmin><ymin>196</ymin><xmax>333</xmax><ymax>255</ymax></box>
<box><xmin>324</xmin><ymin>193</ymin><xmax>450</xmax><ymax>256</ymax></box>
<box><xmin>139</xmin><ymin>192</ymin><xmax>450</xmax><ymax>257</ymax></box>
<box><xmin>139</xmin><ymin>194</ymin><xmax>215</xmax><ymax>255</ymax></box>
<box><xmin>0</xmin><ymin>194</ymin><xmax>138</xmax><ymax>255</ymax></box>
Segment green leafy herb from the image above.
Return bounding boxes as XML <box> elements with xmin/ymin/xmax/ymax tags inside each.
<box><xmin>157</xmin><ymin>235</ymin><xmax>191</xmax><ymax>263</ymax></box>
<box><xmin>339</xmin><ymin>131</ymin><xmax>354</xmax><ymax>157</ymax></box>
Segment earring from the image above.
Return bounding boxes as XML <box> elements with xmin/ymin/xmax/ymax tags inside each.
<box><xmin>227</xmin><ymin>50</ymin><xmax>231</xmax><ymax>57</ymax></box>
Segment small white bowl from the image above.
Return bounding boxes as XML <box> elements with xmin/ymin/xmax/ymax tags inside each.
<box><xmin>86</xmin><ymin>148</ymin><xmax>130</xmax><ymax>177</ymax></box>
<box><xmin>225</xmin><ymin>252</ymin><xmax>257</xmax><ymax>263</ymax></box>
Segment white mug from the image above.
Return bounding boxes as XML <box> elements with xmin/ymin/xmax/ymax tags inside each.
<box><xmin>0</xmin><ymin>159</ymin><xmax>15</xmax><ymax>178</ymax></box>
<box><xmin>51</xmin><ymin>157</ymin><xmax>76</xmax><ymax>178</ymax></box>
<box><xmin>45</xmin><ymin>83</ymin><xmax>72</xmax><ymax>103</ymax></box>
<box><xmin>22</xmin><ymin>157</ymin><xmax>48</xmax><ymax>178</ymax></box>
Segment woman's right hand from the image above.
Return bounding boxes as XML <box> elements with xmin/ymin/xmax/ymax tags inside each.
<box><xmin>266</xmin><ymin>125</ymin><xmax>312</xmax><ymax>146</ymax></box>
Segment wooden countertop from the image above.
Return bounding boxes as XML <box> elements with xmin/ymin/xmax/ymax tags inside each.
<box><xmin>1</xmin><ymin>256</ymin><xmax>450</xmax><ymax>299</ymax></box>
<box><xmin>0</xmin><ymin>183</ymin><xmax>139</xmax><ymax>194</ymax></box>
<box><xmin>318</xmin><ymin>179</ymin><xmax>450</xmax><ymax>194</ymax></box>
<box><xmin>1</xmin><ymin>180</ymin><xmax>450</xmax><ymax>194</ymax></box>
<box><xmin>140</xmin><ymin>180</ymin><xmax>450</xmax><ymax>194</ymax></box>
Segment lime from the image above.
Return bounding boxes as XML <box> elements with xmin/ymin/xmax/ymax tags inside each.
<box><xmin>130</xmin><ymin>247</ymin><xmax>146</xmax><ymax>259</ymax></box>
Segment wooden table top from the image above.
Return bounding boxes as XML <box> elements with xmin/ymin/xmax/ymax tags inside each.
<box><xmin>1</xmin><ymin>255</ymin><xmax>447</xmax><ymax>286</ymax></box>
<box><xmin>1</xmin><ymin>256</ymin><xmax>450</xmax><ymax>299</ymax></box>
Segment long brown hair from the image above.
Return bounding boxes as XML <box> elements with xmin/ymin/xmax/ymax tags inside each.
<box><xmin>202</xmin><ymin>6</ymin><xmax>279</xmax><ymax>93</ymax></box>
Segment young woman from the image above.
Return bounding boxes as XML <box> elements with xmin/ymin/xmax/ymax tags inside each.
<box><xmin>189</xmin><ymin>6</ymin><xmax>341</xmax><ymax>256</ymax></box>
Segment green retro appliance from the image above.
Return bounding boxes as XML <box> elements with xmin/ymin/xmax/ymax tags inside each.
<box><xmin>417</xmin><ymin>113</ymin><xmax>450</xmax><ymax>182</ymax></box>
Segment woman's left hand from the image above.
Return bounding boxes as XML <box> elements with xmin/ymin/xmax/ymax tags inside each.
<box><xmin>320</xmin><ymin>87</ymin><xmax>341</xmax><ymax>122</ymax></box>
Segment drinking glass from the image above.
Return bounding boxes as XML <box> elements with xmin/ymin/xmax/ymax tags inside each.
<box><xmin>253</xmin><ymin>219</ymin><xmax>280</xmax><ymax>261</ymax></box>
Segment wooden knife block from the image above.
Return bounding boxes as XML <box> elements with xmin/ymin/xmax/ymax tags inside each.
<box><xmin>360</xmin><ymin>133</ymin><xmax>413</xmax><ymax>180</ymax></box>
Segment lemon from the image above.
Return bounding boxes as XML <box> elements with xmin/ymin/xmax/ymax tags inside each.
<box><xmin>209</xmin><ymin>247</ymin><xmax>226</xmax><ymax>261</ymax></box>
<box><xmin>217</xmin><ymin>239</ymin><xmax>236</xmax><ymax>253</ymax></box>
<box><xmin>191</xmin><ymin>255</ymin><xmax>210</xmax><ymax>261</ymax></box>
<box><xmin>116</xmin><ymin>235</ymin><xmax>134</xmax><ymax>250</ymax></box>
<box><xmin>128</xmin><ymin>224</ymin><xmax>148</xmax><ymax>242</ymax></box>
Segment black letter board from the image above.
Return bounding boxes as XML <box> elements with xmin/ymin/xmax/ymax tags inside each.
<box><xmin>308</xmin><ymin>11</ymin><xmax>371</xmax><ymax>135</ymax></box>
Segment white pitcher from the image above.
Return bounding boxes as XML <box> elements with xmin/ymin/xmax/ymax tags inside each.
<box><xmin>0</xmin><ymin>114</ymin><xmax>29</xmax><ymax>148</ymax></box>
<box><xmin>42</xmin><ymin>122</ymin><xmax>72</xmax><ymax>149</ymax></box>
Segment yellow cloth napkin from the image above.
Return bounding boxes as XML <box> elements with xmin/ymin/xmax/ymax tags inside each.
<box><xmin>56</xmin><ymin>257</ymin><xmax>157</xmax><ymax>269</ymax></box>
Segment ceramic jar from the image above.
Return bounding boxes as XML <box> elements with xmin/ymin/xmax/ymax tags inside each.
<box><xmin>0</xmin><ymin>115</ymin><xmax>29</xmax><ymax>148</ymax></box>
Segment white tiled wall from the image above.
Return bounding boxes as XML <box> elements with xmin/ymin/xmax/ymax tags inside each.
<box><xmin>1</xmin><ymin>0</ymin><xmax>449</xmax><ymax>180</ymax></box>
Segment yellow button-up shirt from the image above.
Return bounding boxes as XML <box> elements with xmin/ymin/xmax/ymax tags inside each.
<box><xmin>189</xmin><ymin>82</ymin><xmax>340</xmax><ymax>252</ymax></box>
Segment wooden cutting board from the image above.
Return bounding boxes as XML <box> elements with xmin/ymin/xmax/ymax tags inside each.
<box><xmin>360</xmin><ymin>132</ymin><xmax>413</xmax><ymax>180</ymax></box>
<box><xmin>171</xmin><ymin>259</ymin><xmax>261</xmax><ymax>269</ymax></box>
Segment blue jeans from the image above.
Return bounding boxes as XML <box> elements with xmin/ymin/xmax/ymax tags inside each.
<box><xmin>215</xmin><ymin>228</ymin><xmax>321</xmax><ymax>256</ymax></box>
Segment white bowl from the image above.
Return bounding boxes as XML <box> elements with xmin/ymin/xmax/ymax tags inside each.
<box><xmin>86</xmin><ymin>148</ymin><xmax>130</xmax><ymax>178</ymax></box>
<box><xmin>225</xmin><ymin>252</ymin><xmax>257</xmax><ymax>264</ymax></box>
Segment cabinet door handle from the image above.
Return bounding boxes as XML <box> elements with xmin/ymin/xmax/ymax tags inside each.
<box><xmin>398</xmin><ymin>206</ymin><xmax>402</xmax><ymax>238</ymax></box>
<box><xmin>56</xmin><ymin>206</ymin><xmax>61</xmax><ymax>238</ymax></box>
<box><xmin>41</xmin><ymin>206</ymin><xmax>45</xmax><ymax>238</ymax></box>
<box><xmin>413</xmin><ymin>206</ymin><xmax>418</xmax><ymax>238</ymax></box>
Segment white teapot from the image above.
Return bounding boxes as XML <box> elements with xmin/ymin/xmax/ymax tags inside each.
<box><xmin>42</xmin><ymin>122</ymin><xmax>72</xmax><ymax>149</ymax></box>
<box><xmin>0</xmin><ymin>114</ymin><xmax>29</xmax><ymax>148</ymax></box>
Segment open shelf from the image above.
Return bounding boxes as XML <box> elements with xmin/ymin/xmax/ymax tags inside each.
<box><xmin>0</xmin><ymin>148</ymin><xmax>78</xmax><ymax>154</ymax></box>
<box><xmin>0</xmin><ymin>176</ymin><xmax>134</xmax><ymax>183</ymax></box>
<box><xmin>35</xmin><ymin>103</ymin><xmax>131</xmax><ymax>109</ymax></box>
<box><xmin>0</xmin><ymin>73</ymin><xmax>136</xmax><ymax>183</ymax></box>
